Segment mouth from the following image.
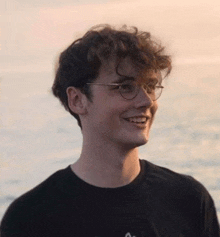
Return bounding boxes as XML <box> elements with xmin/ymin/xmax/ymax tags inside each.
<box><xmin>124</xmin><ymin>116</ymin><xmax>150</xmax><ymax>124</ymax></box>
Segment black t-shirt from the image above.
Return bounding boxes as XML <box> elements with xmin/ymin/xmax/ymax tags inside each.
<box><xmin>1</xmin><ymin>160</ymin><xmax>220</xmax><ymax>237</ymax></box>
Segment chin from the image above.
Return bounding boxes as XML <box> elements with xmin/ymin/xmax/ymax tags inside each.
<box><xmin>122</xmin><ymin>137</ymin><xmax>149</xmax><ymax>150</ymax></box>
<box><xmin>135</xmin><ymin>132</ymin><xmax>149</xmax><ymax>146</ymax></box>
<box><xmin>116</xmin><ymin>130</ymin><xmax>149</xmax><ymax>149</ymax></box>
<box><xmin>135</xmin><ymin>138</ymin><xmax>149</xmax><ymax>147</ymax></box>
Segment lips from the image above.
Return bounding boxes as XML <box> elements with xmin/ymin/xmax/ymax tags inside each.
<box><xmin>124</xmin><ymin>116</ymin><xmax>149</xmax><ymax>124</ymax></box>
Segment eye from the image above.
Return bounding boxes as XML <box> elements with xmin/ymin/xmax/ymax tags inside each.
<box><xmin>111</xmin><ymin>85</ymin><xmax>120</xmax><ymax>90</ymax></box>
<box><xmin>120</xmin><ymin>81</ymin><xmax>135</xmax><ymax>93</ymax></box>
<box><xmin>147</xmin><ymin>83</ymin><xmax>156</xmax><ymax>90</ymax></box>
<box><xmin>146</xmin><ymin>80</ymin><xmax>158</xmax><ymax>91</ymax></box>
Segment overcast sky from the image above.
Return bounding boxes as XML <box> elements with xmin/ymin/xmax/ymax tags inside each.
<box><xmin>1</xmin><ymin>0</ymin><xmax>220</xmax><ymax>73</ymax></box>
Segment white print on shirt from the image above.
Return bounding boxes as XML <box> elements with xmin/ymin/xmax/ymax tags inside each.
<box><xmin>125</xmin><ymin>232</ymin><xmax>136</xmax><ymax>237</ymax></box>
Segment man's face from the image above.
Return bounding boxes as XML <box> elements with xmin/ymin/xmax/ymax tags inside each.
<box><xmin>83</xmin><ymin>57</ymin><xmax>159</xmax><ymax>149</ymax></box>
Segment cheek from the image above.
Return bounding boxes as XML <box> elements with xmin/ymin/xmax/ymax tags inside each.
<box><xmin>100</xmin><ymin>106</ymin><xmax>124</xmax><ymax>129</ymax></box>
<box><xmin>91</xmin><ymin>91</ymin><xmax>129</xmax><ymax>125</ymax></box>
<box><xmin>148</xmin><ymin>103</ymin><xmax>158</xmax><ymax>127</ymax></box>
<box><xmin>151</xmin><ymin>101</ymin><xmax>158</xmax><ymax>116</ymax></box>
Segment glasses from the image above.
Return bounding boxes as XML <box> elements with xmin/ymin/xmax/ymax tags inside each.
<box><xmin>86</xmin><ymin>80</ymin><xmax>164</xmax><ymax>101</ymax></box>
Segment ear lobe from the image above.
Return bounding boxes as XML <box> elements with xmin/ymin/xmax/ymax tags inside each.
<box><xmin>66</xmin><ymin>87</ymin><xmax>88</xmax><ymax>115</ymax></box>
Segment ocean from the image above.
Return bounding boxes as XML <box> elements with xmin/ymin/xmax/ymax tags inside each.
<box><xmin>1</xmin><ymin>63</ymin><xmax>220</xmax><ymax>220</ymax></box>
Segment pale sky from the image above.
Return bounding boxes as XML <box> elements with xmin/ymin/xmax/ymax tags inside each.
<box><xmin>1</xmin><ymin>0</ymin><xmax>220</xmax><ymax>73</ymax></box>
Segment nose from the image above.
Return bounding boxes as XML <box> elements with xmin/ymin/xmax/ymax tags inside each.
<box><xmin>134</xmin><ymin>87</ymin><xmax>153</xmax><ymax>108</ymax></box>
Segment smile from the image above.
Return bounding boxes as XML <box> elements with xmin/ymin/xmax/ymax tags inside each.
<box><xmin>124</xmin><ymin>116</ymin><xmax>149</xmax><ymax>124</ymax></box>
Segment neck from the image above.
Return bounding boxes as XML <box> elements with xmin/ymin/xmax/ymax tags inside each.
<box><xmin>71</xmin><ymin>140</ymin><xmax>141</xmax><ymax>188</ymax></box>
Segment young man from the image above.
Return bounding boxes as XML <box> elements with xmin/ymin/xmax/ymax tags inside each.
<box><xmin>1</xmin><ymin>25</ymin><xmax>220</xmax><ymax>237</ymax></box>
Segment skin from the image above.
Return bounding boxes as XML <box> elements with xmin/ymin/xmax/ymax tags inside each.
<box><xmin>67</xmin><ymin>57</ymin><xmax>159</xmax><ymax>188</ymax></box>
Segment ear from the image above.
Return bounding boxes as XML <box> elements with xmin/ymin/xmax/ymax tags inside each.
<box><xmin>66</xmin><ymin>87</ymin><xmax>88</xmax><ymax>115</ymax></box>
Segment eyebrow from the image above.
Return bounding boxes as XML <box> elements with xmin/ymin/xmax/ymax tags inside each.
<box><xmin>144</xmin><ymin>75</ymin><xmax>162</xmax><ymax>84</ymax></box>
<box><xmin>147</xmin><ymin>77</ymin><xmax>160</xmax><ymax>82</ymax></box>
<box><xmin>113</xmin><ymin>76</ymin><xmax>135</xmax><ymax>84</ymax></box>
<box><xmin>112</xmin><ymin>75</ymin><xmax>162</xmax><ymax>84</ymax></box>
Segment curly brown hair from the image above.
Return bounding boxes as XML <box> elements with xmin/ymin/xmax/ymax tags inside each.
<box><xmin>52</xmin><ymin>24</ymin><xmax>172</xmax><ymax>128</ymax></box>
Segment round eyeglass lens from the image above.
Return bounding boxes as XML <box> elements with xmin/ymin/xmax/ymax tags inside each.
<box><xmin>151</xmin><ymin>86</ymin><xmax>163</xmax><ymax>101</ymax></box>
<box><xmin>120</xmin><ymin>81</ymin><xmax>163</xmax><ymax>101</ymax></box>
<box><xmin>119</xmin><ymin>81</ymin><xmax>139</xmax><ymax>100</ymax></box>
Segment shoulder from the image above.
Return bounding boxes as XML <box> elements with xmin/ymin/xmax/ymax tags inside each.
<box><xmin>13</xmin><ymin>166</ymin><xmax>71</xmax><ymax>202</ymax></box>
<box><xmin>1</xmin><ymin>166</ymin><xmax>73</xmax><ymax>233</ymax></box>
<box><xmin>140</xmin><ymin>160</ymin><xmax>220</xmax><ymax>236</ymax></box>
<box><xmin>141</xmin><ymin>159</ymin><xmax>212</xmax><ymax>201</ymax></box>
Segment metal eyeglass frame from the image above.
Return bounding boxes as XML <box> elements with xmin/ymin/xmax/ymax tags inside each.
<box><xmin>86</xmin><ymin>81</ymin><xmax>164</xmax><ymax>101</ymax></box>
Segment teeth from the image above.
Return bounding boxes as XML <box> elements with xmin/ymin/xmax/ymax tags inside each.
<box><xmin>127</xmin><ymin>117</ymin><xmax>147</xmax><ymax>123</ymax></box>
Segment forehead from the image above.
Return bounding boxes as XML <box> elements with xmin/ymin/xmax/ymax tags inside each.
<box><xmin>97</xmin><ymin>57</ymin><xmax>160</xmax><ymax>83</ymax></box>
